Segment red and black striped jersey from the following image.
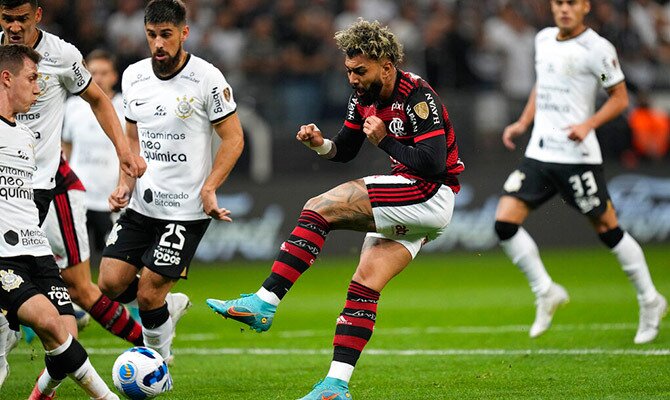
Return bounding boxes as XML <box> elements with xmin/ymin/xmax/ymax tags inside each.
<box><xmin>333</xmin><ymin>70</ymin><xmax>464</xmax><ymax>193</ymax></box>
<box><xmin>54</xmin><ymin>153</ymin><xmax>85</xmax><ymax>194</ymax></box>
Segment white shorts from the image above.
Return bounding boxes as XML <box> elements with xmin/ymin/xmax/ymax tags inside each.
<box><xmin>43</xmin><ymin>189</ymin><xmax>90</xmax><ymax>269</ymax></box>
<box><xmin>363</xmin><ymin>175</ymin><xmax>455</xmax><ymax>258</ymax></box>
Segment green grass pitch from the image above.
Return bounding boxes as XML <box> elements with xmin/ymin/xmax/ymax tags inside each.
<box><xmin>4</xmin><ymin>245</ymin><xmax>669</xmax><ymax>399</ymax></box>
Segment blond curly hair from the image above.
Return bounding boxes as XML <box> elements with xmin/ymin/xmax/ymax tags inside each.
<box><xmin>334</xmin><ymin>19</ymin><xmax>404</xmax><ymax>65</ymax></box>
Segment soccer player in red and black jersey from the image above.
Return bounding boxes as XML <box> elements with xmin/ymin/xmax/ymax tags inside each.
<box><xmin>207</xmin><ymin>19</ymin><xmax>464</xmax><ymax>399</ymax></box>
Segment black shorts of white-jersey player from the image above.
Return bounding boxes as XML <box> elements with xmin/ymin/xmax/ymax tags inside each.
<box><xmin>495</xmin><ymin>0</ymin><xmax>666</xmax><ymax>345</ymax></box>
<box><xmin>0</xmin><ymin>43</ymin><xmax>118</xmax><ymax>399</ymax></box>
<box><xmin>97</xmin><ymin>0</ymin><xmax>244</xmax><ymax>366</ymax></box>
<box><xmin>206</xmin><ymin>19</ymin><xmax>464</xmax><ymax>399</ymax></box>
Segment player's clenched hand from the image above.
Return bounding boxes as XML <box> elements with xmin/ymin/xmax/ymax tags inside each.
<box><xmin>502</xmin><ymin>121</ymin><xmax>528</xmax><ymax>151</ymax></box>
<box><xmin>566</xmin><ymin>122</ymin><xmax>591</xmax><ymax>142</ymax></box>
<box><xmin>363</xmin><ymin>116</ymin><xmax>387</xmax><ymax>146</ymax></box>
<box><xmin>201</xmin><ymin>189</ymin><xmax>232</xmax><ymax>222</ymax></box>
<box><xmin>109</xmin><ymin>184</ymin><xmax>131</xmax><ymax>212</ymax></box>
<box><xmin>119</xmin><ymin>151</ymin><xmax>147</xmax><ymax>178</ymax></box>
<box><xmin>296</xmin><ymin>123</ymin><xmax>324</xmax><ymax>148</ymax></box>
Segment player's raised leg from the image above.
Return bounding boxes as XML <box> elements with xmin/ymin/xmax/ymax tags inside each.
<box><xmin>207</xmin><ymin>180</ymin><xmax>373</xmax><ymax>332</ymax></box>
<box><xmin>495</xmin><ymin>194</ymin><xmax>569</xmax><ymax>338</ymax></box>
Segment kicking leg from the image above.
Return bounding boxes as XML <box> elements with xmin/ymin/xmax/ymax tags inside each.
<box><xmin>207</xmin><ymin>179</ymin><xmax>374</xmax><ymax>332</ymax></box>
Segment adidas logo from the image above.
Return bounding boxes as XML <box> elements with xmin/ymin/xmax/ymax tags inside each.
<box><xmin>336</xmin><ymin>316</ymin><xmax>351</xmax><ymax>325</ymax></box>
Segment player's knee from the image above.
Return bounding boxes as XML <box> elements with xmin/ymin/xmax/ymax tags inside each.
<box><xmin>598</xmin><ymin>226</ymin><xmax>624</xmax><ymax>249</ymax></box>
<box><xmin>97</xmin><ymin>278</ymin><xmax>125</xmax><ymax>300</ymax></box>
<box><xmin>303</xmin><ymin>195</ymin><xmax>323</xmax><ymax>213</ymax></box>
<box><xmin>494</xmin><ymin>221</ymin><xmax>519</xmax><ymax>241</ymax></box>
<box><xmin>31</xmin><ymin>313</ymin><xmax>64</xmax><ymax>341</ymax></box>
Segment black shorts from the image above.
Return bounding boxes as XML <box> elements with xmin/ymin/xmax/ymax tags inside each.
<box><xmin>0</xmin><ymin>255</ymin><xmax>75</xmax><ymax>331</ymax></box>
<box><xmin>502</xmin><ymin>157</ymin><xmax>611</xmax><ymax>217</ymax></box>
<box><xmin>102</xmin><ymin>209</ymin><xmax>210</xmax><ymax>279</ymax></box>
<box><xmin>34</xmin><ymin>188</ymin><xmax>55</xmax><ymax>227</ymax></box>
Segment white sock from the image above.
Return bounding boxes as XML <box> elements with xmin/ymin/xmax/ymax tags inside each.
<box><xmin>326</xmin><ymin>361</ymin><xmax>354</xmax><ymax>383</ymax></box>
<box><xmin>500</xmin><ymin>227</ymin><xmax>552</xmax><ymax>296</ymax></box>
<box><xmin>37</xmin><ymin>368</ymin><xmax>61</xmax><ymax>396</ymax></box>
<box><xmin>256</xmin><ymin>287</ymin><xmax>280</xmax><ymax>306</ymax></box>
<box><xmin>611</xmin><ymin>232</ymin><xmax>657</xmax><ymax>304</ymax></box>
<box><xmin>143</xmin><ymin>317</ymin><xmax>173</xmax><ymax>360</ymax></box>
<box><xmin>68</xmin><ymin>358</ymin><xmax>112</xmax><ymax>399</ymax></box>
<box><xmin>0</xmin><ymin>315</ymin><xmax>8</xmax><ymax>367</ymax></box>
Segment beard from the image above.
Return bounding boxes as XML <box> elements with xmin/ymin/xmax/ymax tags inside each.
<box><xmin>151</xmin><ymin>47</ymin><xmax>183</xmax><ymax>77</ymax></box>
<box><xmin>355</xmin><ymin>80</ymin><xmax>383</xmax><ymax>106</ymax></box>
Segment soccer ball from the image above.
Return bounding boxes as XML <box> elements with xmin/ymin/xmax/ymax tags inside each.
<box><xmin>112</xmin><ymin>347</ymin><xmax>172</xmax><ymax>399</ymax></box>
<box><xmin>72</xmin><ymin>303</ymin><xmax>90</xmax><ymax>331</ymax></box>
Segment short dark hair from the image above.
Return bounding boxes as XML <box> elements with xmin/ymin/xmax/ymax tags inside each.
<box><xmin>0</xmin><ymin>44</ymin><xmax>40</xmax><ymax>74</ymax></box>
<box><xmin>0</xmin><ymin>0</ymin><xmax>38</xmax><ymax>9</ymax></box>
<box><xmin>144</xmin><ymin>0</ymin><xmax>186</xmax><ymax>26</ymax></box>
<box><xmin>85</xmin><ymin>48</ymin><xmax>116</xmax><ymax>68</ymax></box>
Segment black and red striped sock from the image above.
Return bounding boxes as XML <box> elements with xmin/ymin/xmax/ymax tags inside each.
<box><xmin>261</xmin><ymin>209</ymin><xmax>330</xmax><ymax>299</ymax></box>
<box><xmin>333</xmin><ymin>281</ymin><xmax>380</xmax><ymax>367</ymax></box>
<box><xmin>89</xmin><ymin>295</ymin><xmax>144</xmax><ymax>346</ymax></box>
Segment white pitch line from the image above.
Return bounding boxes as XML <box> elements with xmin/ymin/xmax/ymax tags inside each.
<box><xmin>277</xmin><ymin>323</ymin><xmax>639</xmax><ymax>338</ymax></box>
<box><xmin>12</xmin><ymin>347</ymin><xmax>670</xmax><ymax>356</ymax></box>
<box><xmin>70</xmin><ymin>323</ymin><xmax>642</xmax><ymax>345</ymax></box>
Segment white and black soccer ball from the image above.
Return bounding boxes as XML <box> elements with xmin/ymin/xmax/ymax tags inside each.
<box><xmin>112</xmin><ymin>346</ymin><xmax>173</xmax><ymax>399</ymax></box>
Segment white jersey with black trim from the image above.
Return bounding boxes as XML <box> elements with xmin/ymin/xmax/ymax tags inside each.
<box><xmin>0</xmin><ymin>118</ymin><xmax>51</xmax><ymax>257</ymax></box>
<box><xmin>122</xmin><ymin>54</ymin><xmax>237</xmax><ymax>220</ymax></box>
<box><xmin>62</xmin><ymin>94</ymin><xmax>122</xmax><ymax>211</ymax></box>
<box><xmin>526</xmin><ymin>27</ymin><xmax>625</xmax><ymax>165</ymax></box>
<box><xmin>2</xmin><ymin>30</ymin><xmax>92</xmax><ymax>190</ymax></box>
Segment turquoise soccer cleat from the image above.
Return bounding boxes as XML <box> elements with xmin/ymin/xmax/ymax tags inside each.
<box><xmin>206</xmin><ymin>294</ymin><xmax>276</xmax><ymax>332</ymax></box>
<box><xmin>297</xmin><ymin>378</ymin><xmax>352</xmax><ymax>400</ymax></box>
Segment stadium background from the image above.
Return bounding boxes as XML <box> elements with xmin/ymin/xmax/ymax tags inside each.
<box><xmin>41</xmin><ymin>0</ymin><xmax>668</xmax><ymax>259</ymax></box>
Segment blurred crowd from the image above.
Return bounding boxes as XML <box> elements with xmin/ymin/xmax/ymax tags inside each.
<box><xmin>40</xmin><ymin>0</ymin><xmax>670</xmax><ymax>165</ymax></box>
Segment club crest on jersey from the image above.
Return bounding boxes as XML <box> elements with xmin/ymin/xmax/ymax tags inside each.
<box><xmin>413</xmin><ymin>102</ymin><xmax>429</xmax><ymax>120</ymax></box>
<box><xmin>37</xmin><ymin>73</ymin><xmax>50</xmax><ymax>97</ymax></box>
<box><xmin>175</xmin><ymin>95</ymin><xmax>195</xmax><ymax>119</ymax></box>
<box><xmin>223</xmin><ymin>87</ymin><xmax>231</xmax><ymax>102</ymax></box>
<box><xmin>388</xmin><ymin>118</ymin><xmax>405</xmax><ymax>136</ymax></box>
<box><xmin>0</xmin><ymin>269</ymin><xmax>23</xmax><ymax>292</ymax></box>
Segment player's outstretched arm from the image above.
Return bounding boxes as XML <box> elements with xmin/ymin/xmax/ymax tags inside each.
<box><xmin>201</xmin><ymin>112</ymin><xmax>244</xmax><ymax>221</ymax></box>
<box><xmin>80</xmin><ymin>81</ymin><xmax>147</xmax><ymax>178</ymax></box>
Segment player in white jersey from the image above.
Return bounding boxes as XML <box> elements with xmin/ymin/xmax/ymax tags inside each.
<box><xmin>62</xmin><ymin>50</ymin><xmax>122</xmax><ymax>264</ymax></box>
<box><xmin>98</xmin><ymin>0</ymin><xmax>244</xmax><ymax>364</ymax></box>
<box><xmin>494</xmin><ymin>0</ymin><xmax>667</xmax><ymax>343</ymax></box>
<box><xmin>0</xmin><ymin>44</ymin><xmax>118</xmax><ymax>399</ymax></box>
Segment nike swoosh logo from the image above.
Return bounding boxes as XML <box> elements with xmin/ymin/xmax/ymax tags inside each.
<box><xmin>154</xmin><ymin>260</ymin><xmax>174</xmax><ymax>267</ymax></box>
<box><xmin>226</xmin><ymin>307</ymin><xmax>256</xmax><ymax>317</ymax></box>
<box><xmin>57</xmin><ymin>299</ymin><xmax>72</xmax><ymax>306</ymax></box>
<box><xmin>135</xmin><ymin>101</ymin><xmax>147</xmax><ymax>106</ymax></box>
<box><xmin>322</xmin><ymin>395</ymin><xmax>339</xmax><ymax>400</ymax></box>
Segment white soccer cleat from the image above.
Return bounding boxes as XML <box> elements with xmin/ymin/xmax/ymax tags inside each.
<box><xmin>634</xmin><ymin>293</ymin><xmax>668</xmax><ymax>344</ymax></box>
<box><xmin>165</xmin><ymin>292</ymin><xmax>191</xmax><ymax>365</ymax></box>
<box><xmin>529</xmin><ymin>283</ymin><xmax>569</xmax><ymax>338</ymax></box>
<box><xmin>166</xmin><ymin>292</ymin><xmax>191</xmax><ymax>337</ymax></box>
<box><xmin>100</xmin><ymin>391</ymin><xmax>120</xmax><ymax>400</ymax></box>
